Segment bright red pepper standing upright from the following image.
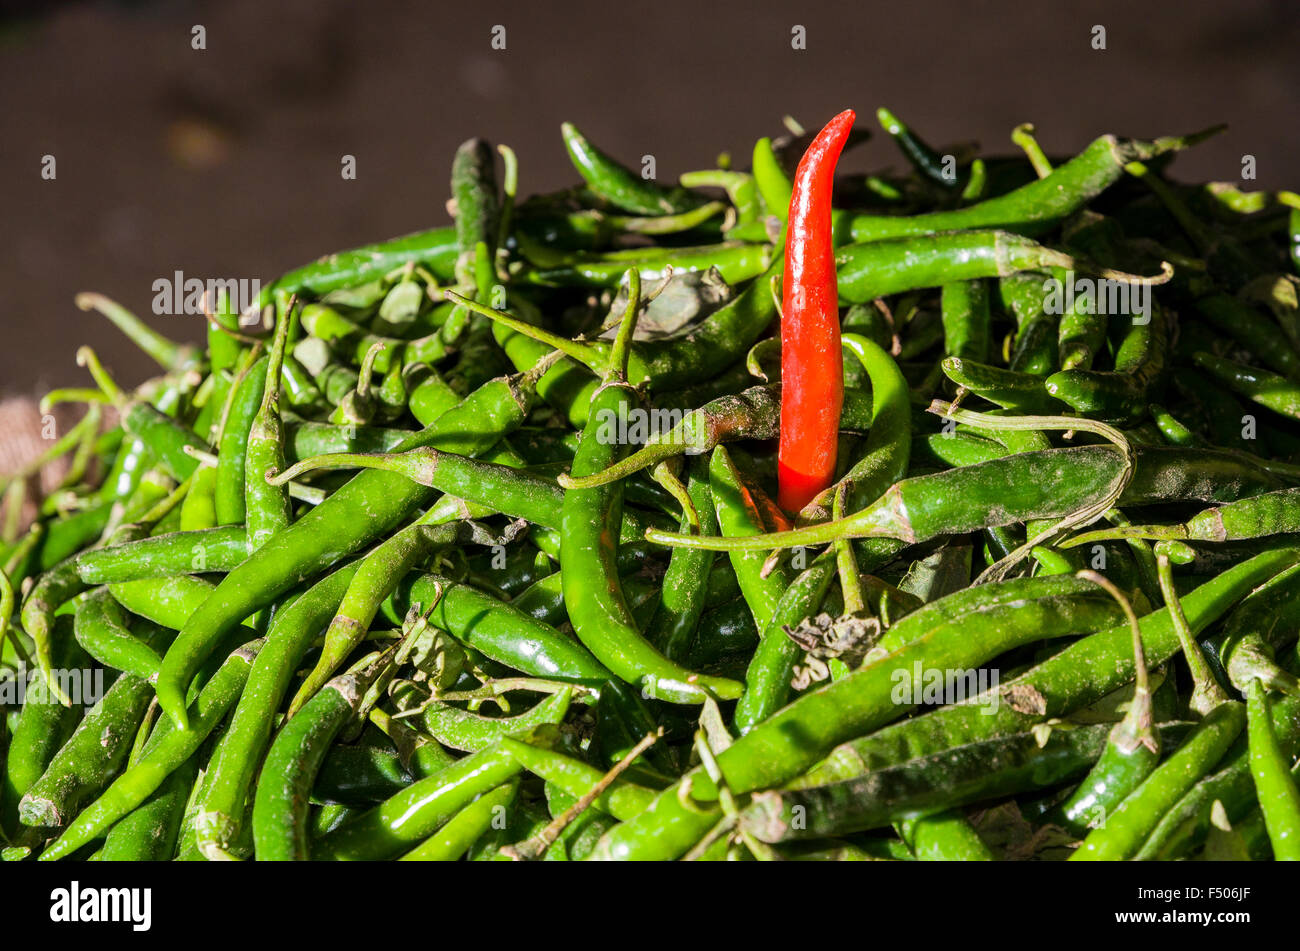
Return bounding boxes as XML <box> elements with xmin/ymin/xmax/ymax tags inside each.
<box><xmin>778</xmin><ymin>109</ymin><xmax>855</xmax><ymax>513</ymax></box>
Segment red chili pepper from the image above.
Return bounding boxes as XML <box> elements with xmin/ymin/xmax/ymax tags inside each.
<box><xmin>778</xmin><ymin>109</ymin><xmax>855</xmax><ymax>513</ymax></box>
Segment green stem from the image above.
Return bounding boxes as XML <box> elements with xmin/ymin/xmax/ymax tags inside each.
<box><xmin>444</xmin><ymin>290</ymin><xmax>602</xmax><ymax>371</ymax></box>
<box><xmin>1155</xmin><ymin>549</ymin><xmax>1232</xmax><ymax>715</ymax></box>
<box><xmin>75</xmin><ymin>292</ymin><xmax>196</xmax><ymax>372</ymax></box>
<box><xmin>833</xmin><ymin>485</ymin><xmax>866</xmax><ymax>614</ymax></box>
<box><xmin>607</xmin><ymin>268</ymin><xmax>642</xmax><ymax>382</ymax></box>
<box><xmin>268</xmin><ymin>450</ymin><xmax>431</xmax><ymax>487</ymax></box>
<box><xmin>1011</xmin><ymin>123</ymin><xmax>1053</xmax><ymax>179</ymax></box>
<box><xmin>1077</xmin><ymin>569</ymin><xmax>1153</xmax><ymax>726</ymax></box>
<box><xmin>38</xmin><ymin>389</ymin><xmax>113</xmax><ymax>412</ymax></box>
<box><xmin>75</xmin><ymin>347</ymin><xmax>126</xmax><ymax>406</ymax></box>
<box><xmin>495</xmin><ymin>144</ymin><xmax>518</xmax><ymax>273</ymax></box>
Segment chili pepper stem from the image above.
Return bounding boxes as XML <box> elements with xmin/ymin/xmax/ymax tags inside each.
<box><xmin>75</xmin><ymin>292</ymin><xmax>196</xmax><ymax>372</ymax></box>
<box><xmin>646</xmin><ymin>484</ymin><xmax>911</xmax><ymax>552</ymax></box>
<box><xmin>258</xmin><ymin>295</ymin><xmax>296</xmax><ymax>417</ymax></box>
<box><xmin>1011</xmin><ymin>123</ymin><xmax>1053</xmax><ymax>179</ymax></box>
<box><xmin>606</xmin><ymin>269</ymin><xmax>643</xmax><ymax>382</ymax></box>
<box><xmin>1155</xmin><ymin>550</ymin><xmax>1232</xmax><ymax>715</ymax></box>
<box><xmin>833</xmin><ymin>485</ymin><xmax>866</xmax><ymax>614</ymax></box>
<box><xmin>558</xmin><ymin>432</ymin><xmax>694</xmax><ymax>489</ymax></box>
<box><xmin>651</xmin><ymin>461</ymin><xmax>699</xmax><ymax>530</ymax></box>
<box><xmin>1077</xmin><ymin>570</ymin><xmax>1157</xmax><ymax>754</ymax></box>
<box><xmin>495</xmin><ymin>144</ymin><xmax>518</xmax><ymax>279</ymax></box>
<box><xmin>74</xmin><ymin>347</ymin><xmax>126</xmax><ymax>406</ymax></box>
<box><xmin>268</xmin><ymin>449</ymin><xmax>439</xmax><ymax>487</ymax></box>
<box><xmin>37</xmin><ymin>388</ymin><xmax>113</xmax><ymax>413</ymax></box>
<box><xmin>444</xmin><ymin>290</ymin><xmax>603</xmax><ymax>372</ymax></box>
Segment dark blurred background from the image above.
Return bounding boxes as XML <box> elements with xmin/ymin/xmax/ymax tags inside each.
<box><xmin>2</xmin><ymin>0</ymin><xmax>1298</xmax><ymax>398</ymax></box>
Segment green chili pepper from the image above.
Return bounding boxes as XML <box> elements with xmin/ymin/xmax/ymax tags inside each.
<box><xmin>1044</xmin><ymin>572</ymin><xmax>1162</xmax><ymax>835</ymax></box>
<box><xmin>405</xmin><ymin>687</ymin><xmax>574</xmax><ymax>754</ymax></box>
<box><xmin>72</xmin><ymin>587</ymin><xmax>167</xmax><ymax>680</ymax></box>
<box><xmin>214</xmin><ymin>354</ymin><xmax>268</xmax><ymax>525</ymax></box>
<box><xmin>1244</xmin><ymin>678</ymin><xmax>1300</xmax><ymax>860</ymax></box>
<box><xmin>751</xmin><ymin>137</ymin><xmax>792</xmax><ymax>225</ymax></box>
<box><xmin>837</xmin><ymin>230</ymin><xmax>1168</xmax><ymax>305</ymax></box>
<box><xmin>2</xmin><ymin>626</ymin><xmax>88</xmax><ymax>831</ymax></box>
<box><xmin>899</xmin><ymin>812</ymin><xmax>994</xmax><ymax>860</ymax></box>
<box><xmin>645</xmin><ymin>457</ymin><xmax>716</xmax><ymax>662</ymax></box>
<box><xmin>647</xmin><ymin>443</ymin><xmax>1284</xmax><ymax>555</ymax></box>
<box><xmin>1071</xmin><ymin>701</ymin><xmax>1246</xmax><ymax>860</ymax></box>
<box><xmin>243</xmin><ymin>300</ymin><xmax>294</xmax><ymax>550</ymax></box>
<box><xmin>19</xmin><ymin>664</ymin><xmax>155</xmax><ymax>831</ymax></box>
<box><xmin>498</xmin><ymin>736</ymin><xmax>656</xmax><ymax>821</ymax></box>
<box><xmin>877</xmin><ymin>107</ymin><xmax>961</xmax><ymax>189</ymax></box>
<box><xmin>311</xmin><ymin>741</ymin><xmax>523</xmax><ymax>861</ymax></box>
<box><xmin>250</xmin><ymin>649</ymin><xmax>396</xmax><ymax>861</ymax></box>
<box><xmin>743</xmin><ymin>721</ymin><xmax>1190</xmax><ymax>842</ymax></box>
<box><xmin>801</xmin><ymin>334</ymin><xmax>912</xmax><ymax>524</ymax></box>
<box><xmin>39</xmin><ymin>640</ymin><xmax>263</xmax><ymax>861</ymax></box>
<box><xmin>254</xmin><ymin>227</ymin><xmax>459</xmax><ymax>313</ymax></box>
<box><xmin>398</xmin><ymin>781</ymin><xmax>518</xmax><ymax>861</ymax></box>
<box><xmin>193</xmin><ymin>562</ymin><xmax>360</xmax><ymax>858</ymax></box>
<box><xmin>75</xmin><ymin>526</ymin><xmax>248</xmax><ymax>585</ymax></box>
<box><xmin>1193</xmin><ymin>350</ymin><xmax>1300</xmax><ymax>420</ymax></box>
<box><xmin>561</xmin><ymin>122</ymin><xmax>703</xmax><ymax>216</ymax></box>
<box><xmin>560</xmin><ymin>275</ymin><xmax>742</xmax><ymax>705</ymax></box>
<box><xmin>846</xmin><ymin>129</ymin><xmax>1221</xmax><ymax>242</ymax></box>
<box><xmin>97</xmin><ymin>756</ymin><xmax>198</xmax><ymax>860</ymax></box>
<box><xmin>940</xmin><ymin>279</ymin><xmax>992</xmax><ymax>363</ymax></box>
<box><xmin>707</xmin><ymin>446</ymin><xmax>798</xmax><ymax>729</ymax></box>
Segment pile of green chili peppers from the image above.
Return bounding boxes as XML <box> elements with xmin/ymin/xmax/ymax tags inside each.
<box><xmin>3</xmin><ymin>111</ymin><xmax>1300</xmax><ymax>863</ymax></box>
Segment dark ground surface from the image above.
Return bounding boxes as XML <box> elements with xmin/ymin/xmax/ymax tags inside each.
<box><xmin>2</xmin><ymin>0</ymin><xmax>1298</xmax><ymax>399</ymax></box>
